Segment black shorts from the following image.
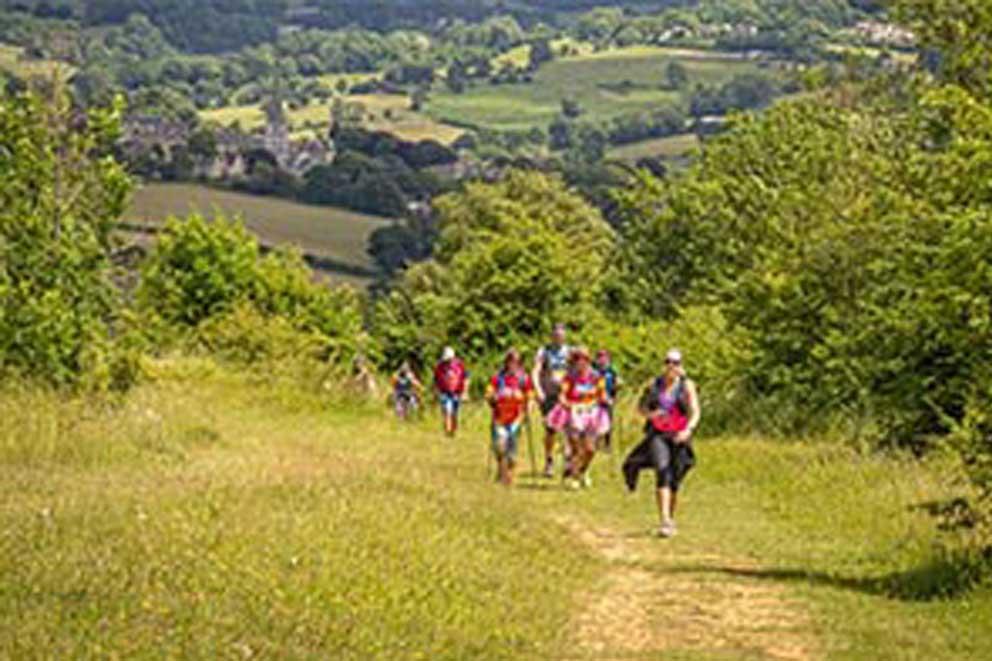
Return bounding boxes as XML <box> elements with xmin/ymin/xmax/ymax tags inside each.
<box><xmin>621</xmin><ymin>431</ymin><xmax>695</xmax><ymax>492</ymax></box>
<box><xmin>540</xmin><ymin>386</ymin><xmax>561</xmax><ymax>418</ymax></box>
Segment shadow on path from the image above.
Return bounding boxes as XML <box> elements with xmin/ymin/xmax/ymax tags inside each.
<box><xmin>661</xmin><ymin>553</ymin><xmax>987</xmax><ymax>602</ymax></box>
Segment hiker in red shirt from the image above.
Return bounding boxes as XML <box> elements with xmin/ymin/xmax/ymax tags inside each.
<box><xmin>434</xmin><ymin>346</ymin><xmax>469</xmax><ymax>437</ymax></box>
<box><xmin>485</xmin><ymin>349</ymin><xmax>534</xmax><ymax>486</ymax></box>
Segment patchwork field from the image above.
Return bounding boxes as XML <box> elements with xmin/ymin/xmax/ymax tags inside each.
<box><xmin>608</xmin><ymin>132</ymin><xmax>701</xmax><ymax>161</ymax></box>
<box><xmin>427</xmin><ymin>46</ymin><xmax>770</xmax><ymax>131</ymax></box>
<box><xmin>0</xmin><ymin>43</ymin><xmax>73</xmax><ymax>79</ymax></box>
<box><xmin>127</xmin><ymin>183</ymin><xmax>390</xmax><ymax>282</ymax></box>
<box><xmin>200</xmin><ymin>93</ymin><xmax>464</xmax><ymax>144</ymax></box>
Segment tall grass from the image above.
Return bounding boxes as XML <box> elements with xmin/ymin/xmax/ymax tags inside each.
<box><xmin>2</xmin><ymin>359</ymin><xmax>991</xmax><ymax>658</ymax></box>
<box><xmin>0</xmin><ymin>363</ymin><xmax>594</xmax><ymax>659</ymax></box>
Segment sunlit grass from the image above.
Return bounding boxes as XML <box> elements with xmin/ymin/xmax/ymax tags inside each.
<box><xmin>427</xmin><ymin>45</ymin><xmax>769</xmax><ymax>131</ymax></box>
<box><xmin>1</xmin><ymin>365</ymin><xmax>989</xmax><ymax>658</ymax></box>
<box><xmin>200</xmin><ymin>94</ymin><xmax>463</xmax><ymax>145</ymax></box>
<box><xmin>607</xmin><ymin>132</ymin><xmax>700</xmax><ymax>162</ymax></box>
<box><xmin>0</xmin><ymin>43</ymin><xmax>74</xmax><ymax>79</ymax></box>
<box><xmin>126</xmin><ymin>183</ymin><xmax>390</xmax><ymax>281</ymax></box>
<box><xmin>0</xmin><ymin>366</ymin><xmax>595</xmax><ymax>658</ymax></box>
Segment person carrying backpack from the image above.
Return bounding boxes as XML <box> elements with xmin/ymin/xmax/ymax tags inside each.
<box><xmin>434</xmin><ymin>346</ymin><xmax>469</xmax><ymax>437</ymax></box>
<box><xmin>485</xmin><ymin>349</ymin><xmax>534</xmax><ymax>486</ymax></box>
<box><xmin>532</xmin><ymin>323</ymin><xmax>572</xmax><ymax>478</ymax></box>
<box><xmin>556</xmin><ymin>346</ymin><xmax>610</xmax><ymax>490</ymax></box>
<box><xmin>595</xmin><ymin>349</ymin><xmax>622</xmax><ymax>452</ymax></box>
<box><xmin>391</xmin><ymin>361</ymin><xmax>424</xmax><ymax>420</ymax></box>
<box><xmin>622</xmin><ymin>349</ymin><xmax>700</xmax><ymax>538</ymax></box>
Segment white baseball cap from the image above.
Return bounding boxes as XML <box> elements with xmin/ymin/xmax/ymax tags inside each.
<box><xmin>665</xmin><ymin>349</ymin><xmax>683</xmax><ymax>364</ymax></box>
<box><xmin>442</xmin><ymin>346</ymin><xmax>455</xmax><ymax>361</ymax></box>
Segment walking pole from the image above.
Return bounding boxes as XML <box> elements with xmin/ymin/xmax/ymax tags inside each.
<box><xmin>524</xmin><ymin>410</ymin><xmax>537</xmax><ymax>480</ymax></box>
<box><xmin>616</xmin><ymin>405</ymin><xmax>625</xmax><ymax>459</ymax></box>
<box><xmin>486</xmin><ymin>423</ymin><xmax>494</xmax><ymax>482</ymax></box>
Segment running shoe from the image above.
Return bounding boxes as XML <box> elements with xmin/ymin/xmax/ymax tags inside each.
<box><xmin>565</xmin><ymin>478</ymin><xmax>581</xmax><ymax>491</ymax></box>
<box><xmin>658</xmin><ymin>520</ymin><xmax>677</xmax><ymax>538</ymax></box>
<box><xmin>580</xmin><ymin>473</ymin><xmax>593</xmax><ymax>489</ymax></box>
<box><xmin>543</xmin><ymin>460</ymin><xmax>554</xmax><ymax>479</ymax></box>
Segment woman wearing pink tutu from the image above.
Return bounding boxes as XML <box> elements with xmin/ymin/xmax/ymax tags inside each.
<box><xmin>551</xmin><ymin>346</ymin><xmax>610</xmax><ymax>490</ymax></box>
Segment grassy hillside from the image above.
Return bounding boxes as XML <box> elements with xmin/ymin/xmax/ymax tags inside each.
<box><xmin>0</xmin><ymin>43</ymin><xmax>73</xmax><ymax>79</ymax></box>
<box><xmin>427</xmin><ymin>46</ymin><xmax>769</xmax><ymax>131</ymax></box>
<box><xmin>127</xmin><ymin>184</ymin><xmax>390</xmax><ymax>282</ymax></box>
<box><xmin>0</xmin><ymin>367</ymin><xmax>989</xmax><ymax>658</ymax></box>
<box><xmin>201</xmin><ymin>94</ymin><xmax>464</xmax><ymax>144</ymax></box>
<box><xmin>608</xmin><ymin>131</ymin><xmax>700</xmax><ymax>161</ymax></box>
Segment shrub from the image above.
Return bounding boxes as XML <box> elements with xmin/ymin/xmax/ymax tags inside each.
<box><xmin>0</xmin><ymin>86</ymin><xmax>133</xmax><ymax>387</ymax></box>
<box><xmin>137</xmin><ymin>213</ymin><xmax>374</xmax><ymax>365</ymax></box>
<box><xmin>371</xmin><ymin>171</ymin><xmax>614</xmax><ymax>367</ymax></box>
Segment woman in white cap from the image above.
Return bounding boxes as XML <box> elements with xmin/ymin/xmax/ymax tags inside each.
<box><xmin>433</xmin><ymin>346</ymin><xmax>469</xmax><ymax>436</ymax></box>
<box><xmin>622</xmin><ymin>348</ymin><xmax>700</xmax><ymax>537</ymax></box>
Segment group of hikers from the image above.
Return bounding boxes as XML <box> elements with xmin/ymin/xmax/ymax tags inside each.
<box><xmin>388</xmin><ymin>323</ymin><xmax>700</xmax><ymax>538</ymax></box>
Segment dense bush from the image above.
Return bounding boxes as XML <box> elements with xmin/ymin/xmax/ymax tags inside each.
<box><xmin>137</xmin><ymin>213</ymin><xmax>371</xmax><ymax>364</ymax></box>
<box><xmin>0</xmin><ymin>86</ymin><xmax>133</xmax><ymax>387</ymax></box>
<box><xmin>371</xmin><ymin>171</ymin><xmax>613</xmax><ymax>367</ymax></box>
<box><xmin>612</xmin><ymin>2</ymin><xmax>992</xmax><ymax>534</ymax></box>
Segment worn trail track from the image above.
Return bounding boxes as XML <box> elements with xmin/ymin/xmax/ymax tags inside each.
<box><xmin>560</xmin><ymin>516</ymin><xmax>819</xmax><ymax>661</ymax></box>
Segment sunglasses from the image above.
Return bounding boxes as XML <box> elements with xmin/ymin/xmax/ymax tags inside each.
<box><xmin>665</xmin><ymin>359</ymin><xmax>681</xmax><ymax>366</ymax></box>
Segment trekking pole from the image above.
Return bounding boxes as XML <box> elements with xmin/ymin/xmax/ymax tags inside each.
<box><xmin>616</xmin><ymin>405</ymin><xmax>625</xmax><ymax>459</ymax></box>
<box><xmin>524</xmin><ymin>412</ymin><xmax>537</xmax><ymax>480</ymax></box>
<box><xmin>486</xmin><ymin>426</ymin><xmax>493</xmax><ymax>482</ymax></box>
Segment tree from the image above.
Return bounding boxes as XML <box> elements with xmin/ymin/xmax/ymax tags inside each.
<box><xmin>446</xmin><ymin>60</ymin><xmax>468</xmax><ymax>94</ymax></box>
<box><xmin>561</xmin><ymin>97</ymin><xmax>583</xmax><ymax>119</ymax></box>
<box><xmin>528</xmin><ymin>38</ymin><xmax>553</xmax><ymax>71</ymax></box>
<box><xmin>373</xmin><ymin>171</ymin><xmax>614</xmax><ymax>364</ymax></box>
<box><xmin>548</xmin><ymin>115</ymin><xmax>574</xmax><ymax>150</ymax></box>
<box><xmin>663</xmin><ymin>61</ymin><xmax>689</xmax><ymax>90</ymax></box>
<box><xmin>0</xmin><ymin>82</ymin><xmax>132</xmax><ymax>385</ymax></box>
<box><xmin>411</xmin><ymin>85</ymin><xmax>429</xmax><ymax>111</ymax></box>
<box><xmin>895</xmin><ymin>0</ymin><xmax>992</xmax><ymax>98</ymax></box>
<box><xmin>569</xmin><ymin>124</ymin><xmax>608</xmax><ymax>164</ymax></box>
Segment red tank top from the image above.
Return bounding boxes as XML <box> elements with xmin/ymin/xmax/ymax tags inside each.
<box><xmin>650</xmin><ymin>378</ymin><xmax>689</xmax><ymax>433</ymax></box>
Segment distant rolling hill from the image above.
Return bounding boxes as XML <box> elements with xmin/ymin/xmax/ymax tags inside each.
<box><xmin>126</xmin><ymin>183</ymin><xmax>392</xmax><ymax>285</ymax></box>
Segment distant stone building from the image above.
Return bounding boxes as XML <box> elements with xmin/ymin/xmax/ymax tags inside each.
<box><xmin>122</xmin><ymin>100</ymin><xmax>335</xmax><ymax>182</ymax></box>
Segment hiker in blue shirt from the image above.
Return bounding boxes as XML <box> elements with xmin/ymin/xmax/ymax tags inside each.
<box><xmin>595</xmin><ymin>349</ymin><xmax>622</xmax><ymax>452</ymax></box>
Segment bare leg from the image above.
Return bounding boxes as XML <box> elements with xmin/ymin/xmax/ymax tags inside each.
<box><xmin>576</xmin><ymin>437</ymin><xmax>596</xmax><ymax>475</ymax></box>
<box><xmin>671</xmin><ymin>492</ymin><xmax>678</xmax><ymax>517</ymax></box>
<box><xmin>543</xmin><ymin>430</ymin><xmax>556</xmax><ymax>476</ymax></box>
<box><xmin>564</xmin><ymin>435</ymin><xmax>580</xmax><ymax>477</ymax></box>
<box><xmin>499</xmin><ymin>456</ymin><xmax>510</xmax><ymax>485</ymax></box>
<box><xmin>657</xmin><ymin>487</ymin><xmax>674</xmax><ymax>525</ymax></box>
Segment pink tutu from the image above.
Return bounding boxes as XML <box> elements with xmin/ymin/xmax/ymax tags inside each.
<box><xmin>546</xmin><ymin>403</ymin><xmax>570</xmax><ymax>432</ymax></box>
<box><xmin>547</xmin><ymin>404</ymin><xmax>610</xmax><ymax>436</ymax></box>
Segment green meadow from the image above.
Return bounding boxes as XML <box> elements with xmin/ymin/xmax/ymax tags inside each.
<box><xmin>0</xmin><ymin>43</ymin><xmax>73</xmax><ymax>79</ymax></box>
<box><xmin>200</xmin><ymin>94</ymin><xmax>464</xmax><ymax>144</ymax></box>
<box><xmin>1</xmin><ymin>363</ymin><xmax>989</xmax><ymax>659</ymax></box>
<box><xmin>427</xmin><ymin>46</ymin><xmax>769</xmax><ymax>132</ymax></box>
<box><xmin>608</xmin><ymin>132</ymin><xmax>701</xmax><ymax>161</ymax></box>
<box><xmin>127</xmin><ymin>183</ymin><xmax>390</xmax><ymax>282</ymax></box>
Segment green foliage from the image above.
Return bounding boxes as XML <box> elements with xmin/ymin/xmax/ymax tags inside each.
<box><xmin>896</xmin><ymin>0</ymin><xmax>992</xmax><ymax>98</ymax></box>
<box><xmin>615</xmin><ymin>37</ymin><xmax>992</xmax><ymax>536</ymax></box>
<box><xmin>137</xmin><ymin>213</ymin><xmax>371</xmax><ymax>365</ymax></box>
<box><xmin>581</xmin><ymin>305</ymin><xmax>753</xmax><ymax>435</ymax></box>
<box><xmin>372</xmin><ymin>171</ymin><xmax>613</xmax><ymax>366</ymax></box>
<box><xmin>0</xmin><ymin>84</ymin><xmax>132</xmax><ymax>386</ymax></box>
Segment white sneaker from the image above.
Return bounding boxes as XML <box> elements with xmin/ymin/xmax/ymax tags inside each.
<box><xmin>658</xmin><ymin>520</ymin><xmax>677</xmax><ymax>538</ymax></box>
<box><xmin>565</xmin><ymin>478</ymin><xmax>581</xmax><ymax>491</ymax></box>
<box><xmin>580</xmin><ymin>473</ymin><xmax>593</xmax><ymax>489</ymax></box>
